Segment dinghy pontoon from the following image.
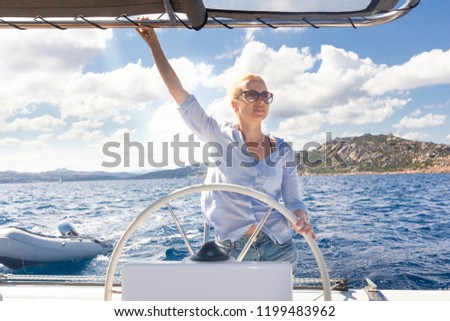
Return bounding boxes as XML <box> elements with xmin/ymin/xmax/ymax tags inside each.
<box><xmin>0</xmin><ymin>223</ymin><xmax>113</xmax><ymax>269</ymax></box>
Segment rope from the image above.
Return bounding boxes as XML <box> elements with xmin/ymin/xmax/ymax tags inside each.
<box><xmin>75</xmin><ymin>15</ymin><xmax>107</xmax><ymax>30</ymax></box>
<box><xmin>0</xmin><ymin>19</ymin><xmax>26</xmax><ymax>30</ymax></box>
<box><xmin>34</xmin><ymin>16</ymin><xmax>67</xmax><ymax>30</ymax></box>
<box><xmin>0</xmin><ymin>273</ymin><xmax>120</xmax><ymax>285</ymax></box>
<box><xmin>256</xmin><ymin>18</ymin><xmax>277</xmax><ymax>29</ymax></box>
<box><xmin>1</xmin><ymin>273</ymin><xmax>346</xmax><ymax>292</ymax></box>
<box><xmin>175</xmin><ymin>14</ymin><xmax>193</xmax><ymax>29</ymax></box>
<box><xmin>348</xmin><ymin>17</ymin><xmax>357</xmax><ymax>29</ymax></box>
<box><xmin>210</xmin><ymin>16</ymin><xmax>233</xmax><ymax>29</ymax></box>
<box><xmin>302</xmin><ymin>18</ymin><xmax>319</xmax><ymax>29</ymax></box>
<box><xmin>293</xmin><ymin>277</ymin><xmax>348</xmax><ymax>291</ymax></box>
<box><xmin>117</xmin><ymin>14</ymin><xmax>140</xmax><ymax>27</ymax></box>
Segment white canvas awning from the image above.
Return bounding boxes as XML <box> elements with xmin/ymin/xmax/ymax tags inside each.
<box><xmin>0</xmin><ymin>0</ymin><xmax>420</xmax><ymax>30</ymax></box>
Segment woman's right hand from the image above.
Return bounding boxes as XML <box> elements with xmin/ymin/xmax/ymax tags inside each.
<box><xmin>291</xmin><ymin>210</ymin><xmax>316</xmax><ymax>240</ymax></box>
<box><xmin>136</xmin><ymin>23</ymin><xmax>158</xmax><ymax>47</ymax></box>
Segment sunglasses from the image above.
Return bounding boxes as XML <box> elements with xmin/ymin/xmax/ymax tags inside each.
<box><xmin>236</xmin><ymin>90</ymin><xmax>274</xmax><ymax>104</ymax></box>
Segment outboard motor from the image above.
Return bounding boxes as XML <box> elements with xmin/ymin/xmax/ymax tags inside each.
<box><xmin>58</xmin><ymin>222</ymin><xmax>79</xmax><ymax>237</ymax></box>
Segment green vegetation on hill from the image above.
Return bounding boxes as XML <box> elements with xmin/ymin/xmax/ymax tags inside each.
<box><xmin>296</xmin><ymin>133</ymin><xmax>450</xmax><ymax>175</ymax></box>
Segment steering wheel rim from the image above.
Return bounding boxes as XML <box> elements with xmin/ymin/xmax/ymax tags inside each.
<box><xmin>104</xmin><ymin>183</ymin><xmax>332</xmax><ymax>301</ymax></box>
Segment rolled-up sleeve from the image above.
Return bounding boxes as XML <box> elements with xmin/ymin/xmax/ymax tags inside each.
<box><xmin>178</xmin><ymin>95</ymin><xmax>221</xmax><ymax>143</ymax></box>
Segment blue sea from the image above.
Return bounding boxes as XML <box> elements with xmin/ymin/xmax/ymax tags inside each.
<box><xmin>1</xmin><ymin>173</ymin><xmax>449</xmax><ymax>290</ymax></box>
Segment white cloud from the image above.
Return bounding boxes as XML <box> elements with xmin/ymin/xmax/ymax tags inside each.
<box><xmin>176</xmin><ymin>42</ymin><xmax>444</xmax><ymax>149</ymax></box>
<box><xmin>20</xmin><ymin>139</ymin><xmax>49</xmax><ymax>150</ymax></box>
<box><xmin>272</xmin><ymin>112</ymin><xmax>326</xmax><ymax>148</ymax></box>
<box><xmin>244</xmin><ymin>28</ymin><xmax>261</xmax><ymax>43</ymax></box>
<box><xmin>0</xmin><ymin>137</ymin><xmax>20</xmax><ymax>146</ymax></box>
<box><xmin>0</xmin><ymin>29</ymin><xmax>112</xmax><ymax>122</ymax></box>
<box><xmin>148</xmin><ymin>102</ymin><xmax>193</xmax><ymax>142</ymax></box>
<box><xmin>210</xmin><ymin>40</ymin><xmax>316</xmax><ymax>89</ymax></box>
<box><xmin>57</xmin><ymin>119</ymin><xmax>104</xmax><ymax>142</ymax></box>
<box><xmin>2</xmin><ymin>27</ymin><xmax>450</xmax><ymax>172</ymax></box>
<box><xmin>273</xmin><ymin>28</ymin><xmax>306</xmax><ymax>34</ymax></box>
<box><xmin>59</xmin><ymin>57</ymin><xmax>212</xmax><ymax>122</ymax></box>
<box><xmin>2</xmin><ymin>143</ymin><xmax>107</xmax><ymax>172</ymax></box>
<box><xmin>301</xmin><ymin>45</ymin><xmax>383</xmax><ymax>111</ymax></box>
<box><xmin>394</xmin><ymin>113</ymin><xmax>446</xmax><ymax>129</ymax></box>
<box><xmin>58</xmin><ymin>129</ymin><xmax>103</xmax><ymax>142</ymax></box>
<box><xmin>362</xmin><ymin>49</ymin><xmax>450</xmax><ymax>96</ymax></box>
<box><xmin>208</xmin><ymin>43</ymin><xmax>395</xmax><ymax>123</ymax></box>
<box><xmin>214</xmin><ymin>47</ymin><xmax>242</xmax><ymax>60</ymax></box>
<box><xmin>59</xmin><ymin>62</ymin><xmax>158</xmax><ymax>121</ymax></box>
<box><xmin>400</xmin><ymin>132</ymin><xmax>430</xmax><ymax>141</ymax></box>
<box><xmin>341</xmin><ymin>129</ymin><xmax>364</xmax><ymax>138</ymax></box>
<box><xmin>146</xmin><ymin>102</ymin><xmax>205</xmax><ymax>168</ymax></box>
<box><xmin>207</xmin><ymin>40</ymin><xmax>317</xmax><ymax>117</ymax></box>
<box><xmin>327</xmin><ymin>97</ymin><xmax>408</xmax><ymax>125</ymax></box>
<box><xmin>1</xmin><ymin>115</ymin><xmax>65</xmax><ymax>132</ymax></box>
<box><xmin>206</xmin><ymin>96</ymin><xmax>236</xmax><ymax>123</ymax></box>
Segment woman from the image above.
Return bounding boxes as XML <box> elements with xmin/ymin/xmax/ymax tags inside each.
<box><xmin>136</xmin><ymin>26</ymin><xmax>315</xmax><ymax>273</ymax></box>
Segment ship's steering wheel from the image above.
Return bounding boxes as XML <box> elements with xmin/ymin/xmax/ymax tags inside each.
<box><xmin>104</xmin><ymin>183</ymin><xmax>332</xmax><ymax>301</ymax></box>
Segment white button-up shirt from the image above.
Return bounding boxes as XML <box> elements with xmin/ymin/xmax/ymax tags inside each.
<box><xmin>178</xmin><ymin>95</ymin><xmax>307</xmax><ymax>244</ymax></box>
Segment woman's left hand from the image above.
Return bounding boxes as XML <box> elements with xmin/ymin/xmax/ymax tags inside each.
<box><xmin>291</xmin><ymin>210</ymin><xmax>316</xmax><ymax>240</ymax></box>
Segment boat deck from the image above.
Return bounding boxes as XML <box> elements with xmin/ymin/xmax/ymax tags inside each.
<box><xmin>1</xmin><ymin>282</ymin><xmax>449</xmax><ymax>301</ymax></box>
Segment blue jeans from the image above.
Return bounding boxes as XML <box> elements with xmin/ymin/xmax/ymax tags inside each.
<box><xmin>215</xmin><ymin>232</ymin><xmax>298</xmax><ymax>274</ymax></box>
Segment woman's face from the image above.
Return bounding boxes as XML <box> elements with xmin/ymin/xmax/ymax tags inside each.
<box><xmin>232</xmin><ymin>79</ymin><xmax>270</xmax><ymax>123</ymax></box>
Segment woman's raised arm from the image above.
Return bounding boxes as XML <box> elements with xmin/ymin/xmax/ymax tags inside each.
<box><xmin>136</xmin><ymin>25</ymin><xmax>190</xmax><ymax>105</ymax></box>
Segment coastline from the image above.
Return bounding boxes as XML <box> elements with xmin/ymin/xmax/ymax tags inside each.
<box><xmin>299</xmin><ymin>166</ymin><xmax>450</xmax><ymax>177</ymax></box>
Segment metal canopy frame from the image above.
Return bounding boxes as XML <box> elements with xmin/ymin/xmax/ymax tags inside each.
<box><xmin>0</xmin><ymin>0</ymin><xmax>420</xmax><ymax>30</ymax></box>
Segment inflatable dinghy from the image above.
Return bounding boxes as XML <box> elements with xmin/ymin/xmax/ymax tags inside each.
<box><xmin>0</xmin><ymin>223</ymin><xmax>113</xmax><ymax>269</ymax></box>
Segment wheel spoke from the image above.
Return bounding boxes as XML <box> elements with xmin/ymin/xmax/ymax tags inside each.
<box><xmin>166</xmin><ymin>202</ymin><xmax>194</xmax><ymax>256</ymax></box>
<box><xmin>236</xmin><ymin>206</ymin><xmax>273</xmax><ymax>262</ymax></box>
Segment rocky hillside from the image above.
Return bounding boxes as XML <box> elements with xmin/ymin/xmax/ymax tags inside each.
<box><xmin>297</xmin><ymin>133</ymin><xmax>450</xmax><ymax>175</ymax></box>
<box><xmin>2</xmin><ymin>134</ymin><xmax>449</xmax><ymax>183</ymax></box>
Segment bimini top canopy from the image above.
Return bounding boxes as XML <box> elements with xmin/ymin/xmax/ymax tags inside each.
<box><xmin>0</xmin><ymin>0</ymin><xmax>420</xmax><ymax>30</ymax></box>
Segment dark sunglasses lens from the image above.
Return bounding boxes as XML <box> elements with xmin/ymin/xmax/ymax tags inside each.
<box><xmin>262</xmin><ymin>92</ymin><xmax>273</xmax><ymax>103</ymax></box>
<box><xmin>245</xmin><ymin>90</ymin><xmax>259</xmax><ymax>101</ymax></box>
<box><xmin>242</xmin><ymin>90</ymin><xmax>273</xmax><ymax>103</ymax></box>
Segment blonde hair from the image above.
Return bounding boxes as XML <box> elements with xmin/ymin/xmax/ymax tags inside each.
<box><xmin>229</xmin><ymin>73</ymin><xmax>266</xmax><ymax>102</ymax></box>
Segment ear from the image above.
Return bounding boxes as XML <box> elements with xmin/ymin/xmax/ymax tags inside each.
<box><xmin>231</xmin><ymin>100</ymin><xmax>238</xmax><ymax>113</ymax></box>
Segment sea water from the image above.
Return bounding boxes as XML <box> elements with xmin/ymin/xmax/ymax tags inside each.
<box><xmin>0</xmin><ymin>173</ymin><xmax>449</xmax><ymax>290</ymax></box>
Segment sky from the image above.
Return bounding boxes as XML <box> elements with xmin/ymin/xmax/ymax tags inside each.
<box><xmin>0</xmin><ymin>0</ymin><xmax>449</xmax><ymax>173</ymax></box>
